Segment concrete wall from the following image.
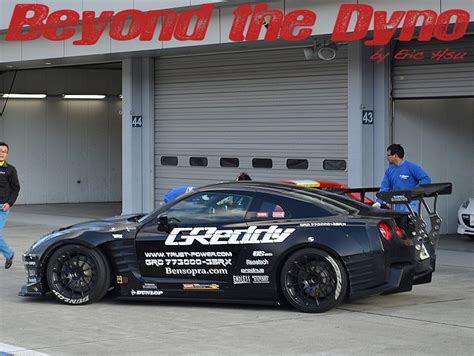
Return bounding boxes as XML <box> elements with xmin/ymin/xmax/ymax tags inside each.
<box><xmin>0</xmin><ymin>68</ymin><xmax>122</xmax><ymax>204</ymax></box>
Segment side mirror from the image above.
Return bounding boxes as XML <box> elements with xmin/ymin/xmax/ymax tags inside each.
<box><xmin>157</xmin><ymin>214</ymin><xmax>169</xmax><ymax>232</ymax></box>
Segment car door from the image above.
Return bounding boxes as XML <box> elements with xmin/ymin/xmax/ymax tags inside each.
<box><xmin>135</xmin><ymin>190</ymin><xmax>254</xmax><ymax>292</ymax></box>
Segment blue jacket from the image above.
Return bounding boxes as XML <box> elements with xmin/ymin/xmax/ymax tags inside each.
<box><xmin>377</xmin><ymin>160</ymin><xmax>431</xmax><ymax>212</ymax></box>
<box><xmin>163</xmin><ymin>186</ymin><xmax>194</xmax><ymax>204</ymax></box>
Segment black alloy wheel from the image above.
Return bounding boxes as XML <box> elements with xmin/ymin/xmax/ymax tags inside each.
<box><xmin>46</xmin><ymin>245</ymin><xmax>111</xmax><ymax>305</ymax></box>
<box><xmin>280</xmin><ymin>248</ymin><xmax>347</xmax><ymax>313</ymax></box>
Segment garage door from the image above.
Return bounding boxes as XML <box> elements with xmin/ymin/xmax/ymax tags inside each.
<box><xmin>154</xmin><ymin>47</ymin><xmax>348</xmax><ymax>204</ymax></box>
<box><xmin>392</xmin><ymin>36</ymin><xmax>474</xmax><ymax>98</ymax></box>
<box><xmin>394</xmin><ymin>98</ymin><xmax>474</xmax><ymax>233</ymax></box>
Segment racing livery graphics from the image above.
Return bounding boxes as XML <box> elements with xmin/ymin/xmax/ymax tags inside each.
<box><xmin>19</xmin><ymin>182</ymin><xmax>451</xmax><ymax>313</ymax></box>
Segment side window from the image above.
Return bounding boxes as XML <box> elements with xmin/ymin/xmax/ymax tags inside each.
<box><xmin>247</xmin><ymin>198</ymin><xmax>290</xmax><ymax>221</ymax></box>
<box><xmin>167</xmin><ymin>192</ymin><xmax>253</xmax><ymax>225</ymax></box>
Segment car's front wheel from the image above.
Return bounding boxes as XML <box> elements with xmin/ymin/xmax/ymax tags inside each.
<box><xmin>46</xmin><ymin>245</ymin><xmax>111</xmax><ymax>305</ymax></box>
<box><xmin>280</xmin><ymin>248</ymin><xmax>347</xmax><ymax>313</ymax></box>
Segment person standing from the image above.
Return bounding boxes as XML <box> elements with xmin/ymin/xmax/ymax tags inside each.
<box><xmin>163</xmin><ymin>185</ymin><xmax>195</xmax><ymax>204</ymax></box>
<box><xmin>0</xmin><ymin>142</ymin><xmax>20</xmax><ymax>269</ymax></box>
<box><xmin>374</xmin><ymin>144</ymin><xmax>431</xmax><ymax>212</ymax></box>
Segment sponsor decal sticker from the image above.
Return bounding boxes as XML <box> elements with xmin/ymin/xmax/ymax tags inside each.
<box><xmin>300</xmin><ymin>222</ymin><xmax>347</xmax><ymax>227</ymax></box>
<box><xmin>246</xmin><ymin>259</ymin><xmax>269</xmax><ymax>266</ymax></box>
<box><xmin>253</xmin><ymin>251</ymin><xmax>273</xmax><ymax>257</ymax></box>
<box><xmin>143</xmin><ymin>283</ymin><xmax>158</xmax><ymax>290</ymax></box>
<box><xmin>112</xmin><ymin>233</ymin><xmax>123</xmax><ymax>239</ymax></box>
<box><xmin>131</xmin><ymin>289</ymin><xmax>163</xmax><ymax>296</ymax></box>
<box><xmin>256</xmin><ymin>212</ymin><xmax>269</xmax><ymax>218</ymax></box>
<box><xmin>233</xmin><ymin>275</ymin><xmax>251</xmax><ymax>285</ymax></box>
<box><xmin>165</xmin><ymin>226</ymin><xmax>295</xmax><ymax>246</ymax></box>
<box><xmin>391</xmin><ymin>194</ymin><xmax>409</xmax><ymax>202</ymax></box>
<box><xmin>241</xmin><ymin>268</ymin><xmax>264</xmax><ymax>274</ymax></box>
<box><xmin>165</xmin><ymin>267</ymin><xmax>228</xmax><ymax>276</ymax></box>
<box><xmin>252</xmin><ymin>275</ymin><xmax>270</xmax><ymax>284</ymax></box>
<box><xmin>145</xmin><ymin>258</ymin><xmax>232</xmax><ymax>267</ymax></box>
<box><xmin>116</xmin><ymin>275</ymin><xmax>128</xmax><ymax>284</ymax></box>
<box><xmin>182</xmin><ymin>283</ymin><xmax>220</xmax><ymax>291</ymax></box>
<box><xmin>272</xmin><ymin>211</ymin><xmax>285</xmax><ymax>218</ymax></box>
<box><xmin>144</xmin><ymin>251</ymin><xmax>232</xmax><ymax>258</ymax></box>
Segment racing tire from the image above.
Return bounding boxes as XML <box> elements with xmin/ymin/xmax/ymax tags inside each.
<box><xmin>280</xmin><ymin>248</ymin><xmax>347</xmax><ymax>313</ymax></box>
<box><xmin>46</xmin><ymin>245</ymin><xmax>111</xmax><ymax>305</ymax></box>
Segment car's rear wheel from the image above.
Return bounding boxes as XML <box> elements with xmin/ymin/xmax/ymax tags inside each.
<box><xmin>46</xmin><ymin>245</ymin><xmax>111</xmax><ymax>305</ymax></box>
<box><xmin>280</xmin><ymin>248</ymin><xmax>347</xmax><ymax>313</ymax></box>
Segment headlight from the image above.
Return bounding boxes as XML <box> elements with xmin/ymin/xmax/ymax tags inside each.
<box><xmin>461</xmin><ymin>200</ymin><xmax>470</xmax><ymax>209</ymax></box>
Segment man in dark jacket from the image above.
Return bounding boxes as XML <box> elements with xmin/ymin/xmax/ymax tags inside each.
<box><xmin>0</xmin><ymin>142</ymin><xmax>20</xmax><ymax>269</ymax></box>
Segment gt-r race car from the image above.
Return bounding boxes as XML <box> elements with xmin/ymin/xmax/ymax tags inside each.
<box><xmin>20</xmin><ymin>182</ymin><xmax>451</xmax><ymax>313</ymax></box>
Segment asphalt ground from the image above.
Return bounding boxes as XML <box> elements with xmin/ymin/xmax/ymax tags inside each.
<box><xmin>1</xmin><ymin>204</ymin><xmax>473</xmax><ymax>356</ymax></box>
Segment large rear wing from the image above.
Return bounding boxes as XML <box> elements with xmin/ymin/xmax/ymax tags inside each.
<box><xmin>326</xmin><ymin>183</ymin><xmax>452</xmax><ymax>249</ymax></box>
<box><xmin>377</xmin><ymin>183</ymin><xmax>452</xmax><ymax>250</ymax></box>
<box><xmin>376</xmin><ymin>183</ymin><xmax>452</xmax><ymax>205</ymax></box>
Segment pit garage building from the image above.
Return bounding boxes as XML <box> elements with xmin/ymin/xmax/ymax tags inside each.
<box><xmin>0</xmin><ymin>0</ymin><xmax>472</xmax><ymax>233</ymax></box>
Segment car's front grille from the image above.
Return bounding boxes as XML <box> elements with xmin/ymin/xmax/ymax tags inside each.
<box><xmin>462</xmin><ymin>214</ymin><xmax>473</xmax><ymax>227</ymax></box>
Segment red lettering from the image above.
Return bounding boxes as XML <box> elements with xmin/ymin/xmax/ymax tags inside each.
<box><xmin>432</xmin><ymin>48</ymin><xmax>468</xmax><ymax>61</ymax></box>
<box><xmin>73</xmin><ymin>11</ymin><xmax>114</xmax><ymax>45</ymax></box>
<box><xmin>246</xmin><ymin>4</ymin><xmax>283</xmax><ymax>41</ymax></box>
<box><xmin>6</xmin><ymin>4</ymin><xmax>49</xmax><ymax>41</ymax></box>
<box><xmin>370</xmin><ymin>48</ymin><xmax>391</xmax><ymax>64</ymax></box>
<box><xmin>110</xmin><ymin>10</ymin><xmax>143</xmax><ymax>41</ymax></box>
<box><xmin>394</xmin><ymin>49</ymin><xmax>425</xmax><ymax>61</ymax></box>
<box><xmin>43</xmin><ymin>10</ymin><xmax>79</xmax><ymax>41</ymax></box>
<box><xmin>331</xmin><ymin>4</ymin><xmax>373</xmax><ymax>42</ymax></box>
<box><xmin>139</xmin><ymin>10</ymin><xmax>177</xmax><ymax>41</ymax></box>
<box><xmin>229</xmin><ymin>5</ymin><xmax>253</xmax><ymax>42</ymax></box>
<box><xmin>399</xmin><ymin>10</ymin><xmax>437</xmax><ymax>42</ymax></box>
<box><xmin>174</xmin><ymin>4</ymin><xmax>214</xmax><ymax>41</ymax></box>
<box><xmin>434</xmin><ymin>10</ymin><xmax>469</xmax><ymax>41</ymax></box>
<box><xmin>364</xmin><ymin>11</ymin><xmax>405</xmax><ymax>46</ymax></box>
<box><xmin>280</xmin><ymin>10</ymin><xmax>315</xmax><ymax>41</ymax></box>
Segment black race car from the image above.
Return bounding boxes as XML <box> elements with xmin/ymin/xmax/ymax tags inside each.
<box><xmin>19</xmin><ymin>182</ymin><xmax>451</xmax><ymax>313</ymax></box>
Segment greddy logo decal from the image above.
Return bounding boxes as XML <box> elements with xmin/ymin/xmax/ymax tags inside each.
<box><xmin>165</xmin><ymin>226</ymin><xmax>295</xmax><ymax>246</ymax></box>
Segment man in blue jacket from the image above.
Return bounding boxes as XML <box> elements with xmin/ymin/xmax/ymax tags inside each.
<box><xmin>374</xmin><ymin>144</ymin><xmax>431</xmax><ymax>212</ymax></box>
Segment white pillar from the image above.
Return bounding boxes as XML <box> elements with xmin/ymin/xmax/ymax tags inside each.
<box><xmin>348</xmin><ymin>42</ymin><xmax>391</xmax><ymax>188</ymax></box>
<box><xmin>122</xmin><ymin>58</ymin><xmax>155</xmax><ymax>214</ymax></box>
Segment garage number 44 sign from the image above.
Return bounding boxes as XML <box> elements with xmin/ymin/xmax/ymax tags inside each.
<box><xmin>362</xmin><ymin>110</ymin><xmax>374</xmax><ymax>125</ymax></box>
<box><xmin>132</xmin><ymin>115</ymin><xmax>143</xmax><ymax>127</ymax></box>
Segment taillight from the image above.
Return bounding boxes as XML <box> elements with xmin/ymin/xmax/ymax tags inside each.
<box><xmin>395</xmin><ymin>225</ymin><xmax>404</xmax><ymax>239</ymax></box>
<box><xmin>378</xmin><ymin>223</ymin><xmax>392</xmax><ymax>241</ymax></box>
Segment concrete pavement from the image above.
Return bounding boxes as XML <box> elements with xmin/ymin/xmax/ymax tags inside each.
<box><xmin>0</xmin><ymin>204</ymin><xmax>473</xmax><ymax>355</ymax></box>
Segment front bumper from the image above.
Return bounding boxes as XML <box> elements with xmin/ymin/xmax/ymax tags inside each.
<box><xmin>457</xmin><ymin>224</ymin><xmax>474</xmax><ymax>235</ymax></box>
<box><xmin>19</xmin><ymin>282</ymin><xmax>44</xmax><ymax>297</ymax></box>
<box><xmin>18</xmin><ymin>253</ymin><xmax>45</xmax><ymax>297</ymax></box>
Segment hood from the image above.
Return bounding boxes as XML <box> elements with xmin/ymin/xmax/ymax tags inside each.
<box><xmin>54</xmin><ymin>213</ymin><xmax>145</xmax><ymax>233</ymax></box>
<box><xmin>27</xmin><ymin>213</ymin><xmax>145</xmax><ymax>253</ymax></box>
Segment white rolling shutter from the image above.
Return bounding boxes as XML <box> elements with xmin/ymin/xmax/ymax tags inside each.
<box><xmin>392</xmin><ymin>36</ymin><xmax>474</xmax><ymax>98</ymax></box>
<box><xmin>154</xmin><ymin>47</ymin><xmax>348</xmax><ymax>204</ymax></box>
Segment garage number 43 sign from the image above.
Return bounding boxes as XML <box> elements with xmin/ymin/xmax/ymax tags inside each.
<box><xmin>132</xmin><ymin>115</ymin><xmax>143</xmax><ymax>127</ymax></box>
<box><xmin>362</xmin><ymin>110</ymin><xmax>374</xmax><ymax>125</ymax></box>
